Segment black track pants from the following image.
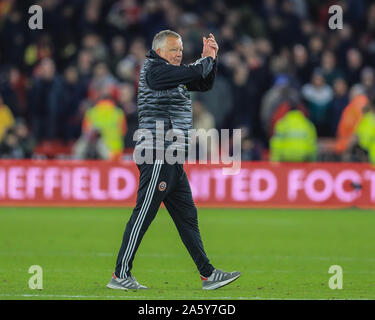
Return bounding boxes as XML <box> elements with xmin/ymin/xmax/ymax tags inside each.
<box><xmin>114</xmin><ymin>160</ymin><xmax>215</xmax><ymax>278</ymax></box>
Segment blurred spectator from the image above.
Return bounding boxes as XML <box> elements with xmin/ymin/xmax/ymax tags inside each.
<box><xmin>336</xmin><ymin>24</ymin><xmax>356</xmax><ymax>67</ymax></box>
<box><xmin>270</xmin><ymin>106</ymin><xmax>317</xmax><ymax>162</ymax></box>
<box><xmin>0</xmin><ymin>128</ymin><xmax>24</xmax><ymax>159</ymax></box>
<box><xmin>107</xmin><ymin>0</ymin><xmax>142</xmax><ymax>35</ymax></box>
<box><xmin>191</xmin><ymin>100</ymin><xmax>216</xmax><ymax>160</ymax></box>
<box><xmin>141</xmin><ymin>0</ymin><xmax>169</xmax><ymax>45</ymax></box>
<box><xmin>349</xmin><ymin>83</ymin><xmax>366</xmax><ymax>101</ymax></box>
<box><xmin>1</xmin><ymin>9</ymin><xmax>28</xmax><ymax>68</ymax></box>
<box><xmin>241</xmin><ymin>135</ymin><xmax>262</xmax><ymax>161</ymax></box>
<box><xmin>308</xmin><ymin>34</ymin><xmax>324</xmax><ymax>69</ymax></box>
<box><xmin>269</xmin><ymin>98</ymin><xmax>308</xmax><ymax>138</ymax></box>
<box><xmin>345</xmin><ymin>0</ymin><xmax>366</xmax><ymax>31</ymax></box>
<box><xmin>117</xmin><ymin>82</ymin><xmax>137</xmax><ymax>148</ymax></box>
<box><xmin>335</xmin><ymin>93</ymin><xmax>369</xmax><ymax>157</ymax></box>
<box><xmin>228</xmin><ymin>63</ymin><xmax>258</xmax><ymax>132</ymax></box>
<box><xmin>345</xmin><ymin>48</ymin><xmax>364</xmax><ymax>87</ymax></box>
<box><xmin>73</xmin><ymin>98</ymin><xmax>126</xmax><ymax>160</ymax></box>
<box><xmin>77</xmin><ymin>49</ymin><xmax>94</xmax><ymax>82</ymax></box>
<box><xmin>81</xmin><ymin>32</ymin><xmax>109</xmax><ymax>63</ymax></box>
<box><xmin>320</xmin><ymin>50</ymin><xmax>344</xmax><ymax>86</ymax></box>
<box><xmin>299</xmin><ymin>19</ymin><xmax>314</xmax><ymax>47</ymax></box>
<box><xmin>357</xmin><ymin>67</ymin><xmax>375</xmax><ymax>94</ymax></box>
<box><xmin>219</xmin><ymin>23</ymin><xmax>236</xmax><ymax>52</ymax></box>
<box><xmin>0</xmin><ymin>94</ymin><xmax>15</xmax><ymax>142</ymax></box>
<box><xmin>8</xmin><ymin>66</ymin><xmax>28</xmax><ymax>118</ymax></box>
<box><xmin>260</xmin><ymin>75</ymin><xmax>301</xmax><ymax>138</ymax></box>
<box><xmin>194</xmin><ymin>61</ymin><xmax>233</xmax><ymax>130</ymax></box>
<box><xmin>61</xmin><ymin>65</ymin><xmax>88</xmax><ymax>141</ymax></box>
<box><xmin>330</xmin><ymin>78</ymin><xmax>349</xmax><ymax>136</ymax></box>
<box><xmin>13</xmin><ymin>120</ymin><xmax>35</xmax><ymax>158</ymax></box>
<box><xmin>192</xmin><ymin>100</ymin><xmax>215</xmax><ymax>131</ymax></box>
<box><xmin>352</xmin><ymin>96</ymin><xmax>375</xmax><ymax>164</ymax></box>
<box><xmin>363</xmin><ymin>3</ymin><xmax>375</xmax><ymax>66</ymax></box>
<box><xmin>88</xmin><ymin>61</ymin><xmax>118</xmax><ymax>102</ymax></box>
<box><xmin>116</xmin><ymin>38</ymin><xmax>146</xmax><ymax>89</ymax></box>
<box><xmin>269</xmin><ymin>53</ymin><xmax>293</xmax><ymax>78</ymax></box>
<box><xmin>289</xmin><ymin>0</ymin><xmax>307</xmax><ymax>19</ymax></box>
<box><xmin>108</xmin><ymin>36</ymin><xmax>127</xmax><ymax>75</ymax></box>
<box><xmin>292</xmin><ymin>44</ymin><xmax>312</xmax><ymax>86</ymax></box>
<box><xmin>24</xmin><ymin>33</ymin><xmax>54</xmax><ymax>70</ymax></box>
<box><xmin>0</xmin><ymin>67</ymin><xmax>22</xmax><ymax>118</ymax></box>
<box><xmin>28</xmin><ymin>58</ymin><xmax>63</xmax><ymax>141</ymax></box>
<box><xmin>254</xmin><ymin>38</ymin><xmax>273</xmax><ymax>63</ymax></box>
<box><xmin>276</xmin><ymin>0</ymin><xmax>303</xmax><ymax>48</ymax></box>
<box><xmin>160</xmin><ymin>0</ymin><xmax>181</xmax><ymax>31</ymax></box>
<box><xmin>80</xmin><ymin>0</ymin><xmax>102</xmax><ymax>35</ymax></box>
<box><xmin>302</xmin><ymin>68</ymin><xmax>333</xmax><ymax>136</ymax></box>
<box><xmin>73</xmin><ymin>128</ymin><xmax>109</xmax><ymax>160</ymax></box>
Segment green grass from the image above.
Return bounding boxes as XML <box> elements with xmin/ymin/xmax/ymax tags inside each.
<box><xmin>0</xmin><ymin>207</ymin><xmax>374</xmax><ymax>300</ymax></box>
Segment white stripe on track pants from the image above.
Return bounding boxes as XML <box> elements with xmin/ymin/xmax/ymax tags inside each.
<box><xmin>115</xmin><ymin>160</ymin><xmax>214</xmax><ymax>279</ymax></box>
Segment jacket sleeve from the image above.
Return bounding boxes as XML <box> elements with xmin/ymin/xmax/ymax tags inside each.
<box><xmin>146</xmin><ymin>57</ymin><xmax>215</xmax><ymax>90</ymax></box>
<box><xmin>186</xmin><ymin>58</ymin><xmax>217</xmax><ymax>92</ymax></box>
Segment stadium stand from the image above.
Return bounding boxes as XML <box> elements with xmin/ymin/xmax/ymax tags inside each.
<box><xmin>0</xmin><ymin>0</ymin><xmax>375</xmax><ymax>164</ymax></box>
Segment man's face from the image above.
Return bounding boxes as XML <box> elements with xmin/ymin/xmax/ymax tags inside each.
<box><xmin>157</xmin><ymin>36</ymin><xmax>183</xmax><ymax>66</ymax></box>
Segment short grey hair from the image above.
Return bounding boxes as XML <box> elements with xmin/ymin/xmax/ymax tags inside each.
<box><xmin>152</xmin><ymin>30</ymin><xmax>181</xmax><ymax>51</ymax></box>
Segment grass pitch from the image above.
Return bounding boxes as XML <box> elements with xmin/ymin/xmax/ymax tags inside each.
<box><xmin>0</xmin><ymin>207</ymin><xmax>374</xmax><ymax>300</ymax></box>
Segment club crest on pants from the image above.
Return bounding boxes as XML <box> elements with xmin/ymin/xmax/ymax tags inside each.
<box><xmin>158</xmin><ymin>181</ymin><xmax>167</xmax><ymax>191</ymax></box>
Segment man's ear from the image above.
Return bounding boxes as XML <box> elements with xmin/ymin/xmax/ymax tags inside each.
<box><xmin>156</xmin><ymin>48</ymin><xmax>162</xmax><ymax>56</ymax></box>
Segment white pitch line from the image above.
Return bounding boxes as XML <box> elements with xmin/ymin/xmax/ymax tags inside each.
<box><xmin>1</xmin><ymin>252</ymin><xmax>374</xmax><ymax>262</ymax></box>
<box><xmin>0</xmin><ymin>293</ymin><xmax>241</xmax><ymax>299</ymax></box>
<box><xmin>0</xmin><ymin>294</ymin><xmax>370</xmax><ymax>300</ymax></box>
<box><xmin>0</xmin><ymin>294</ymin><xmax>152</xmax><ymax>299</ymax></box>
<box><xmin>2</xmin><ymin>268</ymin><xmax>375</xmax><ymax>275</ymax></box>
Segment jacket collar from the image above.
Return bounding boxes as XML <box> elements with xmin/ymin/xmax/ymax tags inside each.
<box><xmin>146</xmin><ymin>49</ymin><xmax>169</xmax><ymax>63</ymax></box>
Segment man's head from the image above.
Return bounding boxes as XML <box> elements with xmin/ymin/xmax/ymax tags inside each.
<box><xmin>39</xmin><ymin>58</ymin><xmax>56</xmax><ymax>80</ymax></box>
<box><xmin>152</xmin><ymin>30</ymin><xmax>183</xmax><ymax>66</ymax></box>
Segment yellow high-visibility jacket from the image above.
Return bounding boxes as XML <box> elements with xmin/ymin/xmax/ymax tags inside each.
<box><xmin>270</xmin><ymin>110</ymin><xmax>317</xmax><ymax>162</ymax></box>
<box><xmin>83</xmin><ymin>99</ymin><xmax>126</xmax><ymax>157</ymax></box>
<box><xmin>356</xmin><ymin>110</ymin><xmax>375</xmax><ymax>164</ymax></box>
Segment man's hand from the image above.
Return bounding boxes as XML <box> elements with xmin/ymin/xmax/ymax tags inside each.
<box><xmin>202</xmin><ymin>33</ymin><xmax>219</xmax><ymax>59</ymax></box>
<box><xmin>206</xmin><ymin>33</ymin><xmax>219</xmax><ymax>56</ymax></box>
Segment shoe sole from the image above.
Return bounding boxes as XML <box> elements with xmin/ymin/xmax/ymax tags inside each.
<box><xmin>202</xmin><ymin>273</ymin><xmax>241</xmax><ymax>290</ymax></box>
<box><xmin>106</xmin><ymin>283</ymin><xmax>129</xmax><ymax>290</ymax></box>
<box><xmin>106</xmin><ymin>282</ymin><xmax>148</xmax><ymax>290</ymax></box>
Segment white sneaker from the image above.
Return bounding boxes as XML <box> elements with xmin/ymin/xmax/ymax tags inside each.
<box><xmin>201</xmin><ymin>269</ymin><xmax>241</xmax><ymax>290</ymax></box>
<box><xmin>106</xmin><ymin>272</ymin><xmax>148</xmax><ymax>290</ymax></box>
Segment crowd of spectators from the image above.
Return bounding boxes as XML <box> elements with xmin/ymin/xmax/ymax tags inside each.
<box><xmin>0</xmin><ymin>0</ymin><xmax>375</xmax><ymax>163</ymax></box>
